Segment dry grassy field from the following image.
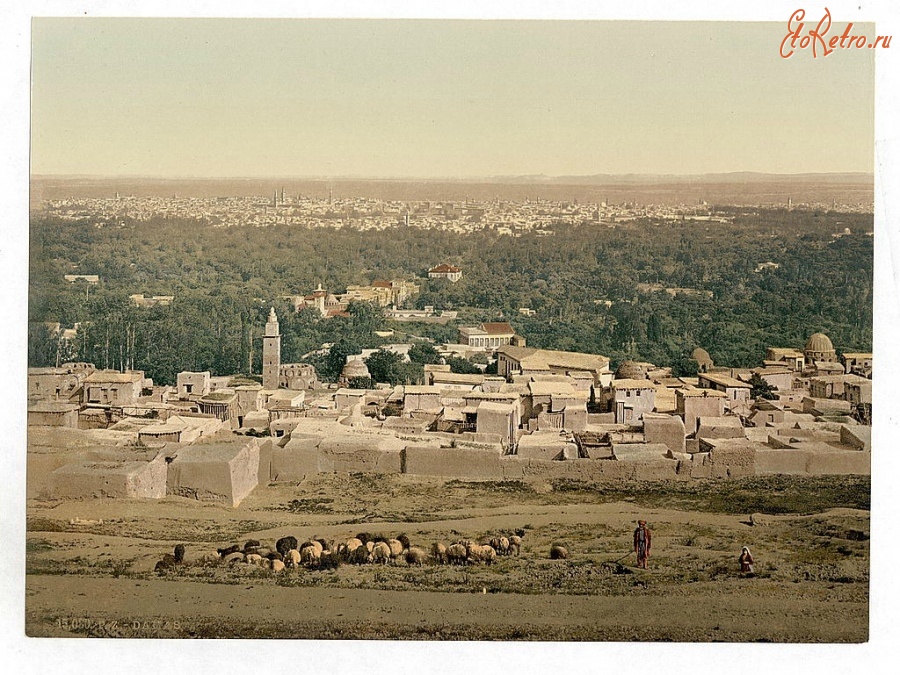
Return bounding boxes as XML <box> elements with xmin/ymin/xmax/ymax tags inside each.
<box><xmin>25</xmin><ymin>474</ymin><xmax>869</xmax><ymax>641</ymax></box>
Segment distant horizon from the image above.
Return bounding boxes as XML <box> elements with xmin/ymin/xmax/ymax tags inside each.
<box><xmin>30</xmin><ymin>170</ymin><xmax>876</xmax><ymax>181</ymax></box>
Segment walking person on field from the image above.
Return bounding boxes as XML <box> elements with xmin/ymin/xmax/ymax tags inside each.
<box><xmin>739</xmin><ymin>546</ymin><xmax>754</xmax><ymax>574</ymax></box>
<box><xmin>633</xmin><ymin>520</ymin><xmax>652</xmax><ymax>569</ymax></box>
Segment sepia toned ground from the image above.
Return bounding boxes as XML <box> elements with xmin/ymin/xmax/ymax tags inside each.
<box><xmin>25</xmin><ymin>474</ymin><xmax>869</xmax><ymax>641</ymax></box>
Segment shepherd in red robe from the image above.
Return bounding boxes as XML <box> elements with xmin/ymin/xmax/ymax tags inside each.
<box><xmin>633</xmin><ymin>520</ymin><xmax>651</xmax><ymax>569</ymax></box>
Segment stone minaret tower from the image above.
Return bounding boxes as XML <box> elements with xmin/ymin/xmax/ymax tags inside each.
<box><xmin>262</xmin><ymin>307</ymin><xmax>281</xmax><ymax>390</ymax></box>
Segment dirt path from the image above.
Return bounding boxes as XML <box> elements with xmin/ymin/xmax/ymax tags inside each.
<box><xmin>25</xmin><ymin>575</ymin><xmax>866</xmax><ymax>642</ymax></box>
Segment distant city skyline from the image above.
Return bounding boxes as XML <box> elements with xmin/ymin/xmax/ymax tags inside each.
<box><xmin>31</xmin><ymin>19</ymin><xmax>875</xmax><ymax>178</ymax></box>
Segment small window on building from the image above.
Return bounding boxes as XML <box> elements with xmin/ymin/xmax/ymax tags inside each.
<box><xmin>185</xmin><ymin>384</ymin><xmax>193</xmax><ymax>393</ymax></box>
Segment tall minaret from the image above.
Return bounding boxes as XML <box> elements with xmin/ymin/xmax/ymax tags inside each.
<box><xmin>262</xmin><ymin>307</ymin><xmax>281</xmax><ymax>389</ymax></box>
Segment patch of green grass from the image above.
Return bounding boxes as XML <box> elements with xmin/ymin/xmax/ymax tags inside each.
<box><xmin>26</xmin><ymin>538</ymin><xmax>54</xmax><ymax>553</ymax></box>
<box><xmin>548</xmin><ymin>476</ymin><xmax>869</xmax><ymax>515</ymax></box>
<box><xmin>444</xmin><ymin>480</ymin><xmax>535</xmax><ymax>494</ymax></box>
<box><xmin>285</xmin><ymin>498</ymin><xmax>334</xmax><ymax>514</ymax></box>
<box><xmin>27</xmin><ymin>518</ymin><xmax>68</xmax><ymax>533</ymax></box>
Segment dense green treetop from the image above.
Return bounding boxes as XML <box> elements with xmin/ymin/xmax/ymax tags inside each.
<box><xmin>28</xmin><ymin>207</ymin><xmax>873</xmax><ymax>384</ymax></box>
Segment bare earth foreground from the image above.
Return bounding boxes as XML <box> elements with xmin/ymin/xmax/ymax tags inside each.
<box><xmin>25</xmin><ymin>474</ymin><xmax>869</xmax><ymax>641</ymax></box>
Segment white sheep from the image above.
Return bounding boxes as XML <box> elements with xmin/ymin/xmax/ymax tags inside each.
<box><xmin>490</xmin><ymin>537</ymin><xmax>510</xmax><ymax>556</ymax></box>
<box><xmin>431</xmin><ymin>542</ymin><xmax>448</xmax><ymax>565</ymax></box>
<box><xmin>447</xmin><ymin>543</ymin><xmax>468</xmax><ymax>565</ymax></box>
<box><xmin>371</xmin><ymin>541</ymin><xmax>392</xmax><ymax>564</ymax></box>
<box><xmin>387</xmin><ymin>539</ymin><xmax>404</xmax><ymax>559</ymax></box>
<box><xmin>405</xmin><ymin>546</ymin><xmax>429</xmax><ymax>566</ymax></box>
<box><xmin>465</xmin><ymin>542</ymin><xmax>496</xmax><ymax>565</ymax></box>
<box><xmin>244</xmin><ymin>553</ymin><xmax>264</xmax><ymax>567</ymax></box>
<box><xmin>301</xmin><ymin>540</ymin><xmax>324</xmax><ymax>557</ymax></box>
<box><xmin>299</xmin><ymin>545</ymin><xmax>321</xmax><ymax>567</ymax></box>
<box><xmin>285</xmin><ymin>549</ymin><xmax>301</xmax><ymax>568</ymax></box>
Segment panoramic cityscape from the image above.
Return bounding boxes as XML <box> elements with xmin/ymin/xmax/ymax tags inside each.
<box><xmin>18</xmin><ymin>12</ymin><xmax>885</xmax><ymax>654</ymax></box>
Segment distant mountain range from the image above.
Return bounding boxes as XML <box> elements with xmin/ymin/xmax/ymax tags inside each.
<box><xmin>475</xmin><ymin>172</ymin><xmax>874</xmax><ymax>185</ymax></box>
<box><xmin>29</xmin><ymin>172</ymin><xmax>874</xmax><ymax>206</ymax></box>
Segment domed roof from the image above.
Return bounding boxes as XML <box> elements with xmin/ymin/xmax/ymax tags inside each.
<box><xmin>615</xmin><ymin>360</ymin><xmax>651</xmax><ymax>380</ymax></box>
<box><xmin>691</xmin><ymin>347</ymin><xmax>712</xmax><ymax>364</ymax></box>
<box><xmin>804</xmin><ymin>333</ymin><xmax>834</xmax><ymax>353</ymax></box>
<box><xmin>341</xmin><ymin>359</ymin><xmax>370</xmax><ymax>379</ymax></box>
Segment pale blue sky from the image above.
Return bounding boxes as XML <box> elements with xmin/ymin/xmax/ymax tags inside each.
<box><xmin>31</xmin><ymin>19</ymin><xmax>875</xmax><ymax>177</ymax></box>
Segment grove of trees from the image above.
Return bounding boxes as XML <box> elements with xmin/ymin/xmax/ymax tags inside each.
<box><xmin>27</xmin><ymin>205</ymin><xmax>873</xmax><ymax>385</ymax></box>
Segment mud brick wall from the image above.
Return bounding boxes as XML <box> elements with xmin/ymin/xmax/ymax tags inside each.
<box><xmin>166</xmin><ymin>442</ymin><xmax>260</xmax><ymax>507</ymax></box>
<box><xmin>270</xmin><ymin>439</ymin><xmax>319</xmax><ymax>481</ymax></box>
<box><xmin>258</xmin><ymin>439</ymin><xmax>274</xmax><ymax>484</ymax></box>
<box><xmin>51</xmin><ymin>458</ymin><xmax>167</xmax><ymax>499</ymax></box>
<box><xmin>502</xmin><ymin>457</ymin><xmax>681</xmax><ymax>482</ymax></box>
<box><xmin>317</xmin><ymin>446</ymin><xmax>402</xmax><ymax>474</ymax></box>
<box><xmin>706</xmin><ymin>446</ymin><xmax>756</xmax><ymax>478</ymax></box>
<box><xmin>28</xmin><ymin>453</ymin><xmax>85</xmax><ymax>499</ymax></box>
<box><xmin>402</xmin><ymin>445</ymin><xmax>504</xmax><ymax>480</ymax></box>
<box><xmin>644</xmin><ymin>415</ymin><xmax>686</xmax><ymax>454</ymax></box>
<box><xmin>227</xmin><ymin>442</ymin><xmax>261</xmax><ymax>506</ymax></box>
<box><xmin>753</xmin><ymin>449</ymin><xmax>809</xmax><ymax>475</ymax></box>
<box><xmin>515</xmin><ymin>435</ymin><xmax>575</xmax><ymax>461</ymax></box>
<box><xmin>806</xmin><ymin>450</ymin><xmax>870</xmax><ymax>475</ymax></box>
<box><xmin>128</xmin><ymin>454</ymin><xmax>168</xmax><ymax>498</ymax></box>
<box><xmin>50</xmin><ymin>463</ymin><xmax>133</xmax><ymax>499</ymax></box>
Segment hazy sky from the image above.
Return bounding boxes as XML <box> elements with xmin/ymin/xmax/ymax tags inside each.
<box><xmin>31</xmin><ymin>18</ymin><xmax>875</xmax><ymax>177</ymax></box>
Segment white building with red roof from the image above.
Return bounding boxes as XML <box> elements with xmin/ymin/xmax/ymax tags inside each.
<box><xmin>428</xmin><ymin>263</ymin><xmax>462</xmax><ymax>282</ymax></box>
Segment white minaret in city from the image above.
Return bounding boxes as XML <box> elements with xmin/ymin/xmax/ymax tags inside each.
<box><xmin>262</xmin><ymin>307</ymin><xmax>281</xmax><ymax>390</ymax></box>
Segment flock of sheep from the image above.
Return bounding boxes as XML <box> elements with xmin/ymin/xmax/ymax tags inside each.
<box><xmin>154</xmin><ymin>529</ymin><xmax>550</xmax><ymax>574</ymax></box>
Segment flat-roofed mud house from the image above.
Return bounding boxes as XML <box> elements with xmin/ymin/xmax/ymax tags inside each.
<box><xmin>82</xmin><ymin>370</ymin><xmax>144</xmax><ymax>407</ymax></box>
<box><xmin>698</xmin><ymin>373</ymin><xmax>752</xmax><ymax>411</ymax></box>
<box><xmin>27</xmin><ymin>402</ymin><xmax>80</xmax><ymax>428</ymax></box>
<box><xmin>765</xmin><ymin>347</ymin><xmax>805</xmax><ymax>372</ymax></box>
<box><xmin>496</xmin><ymin>346</ymin><xmax>612</xmax><ymax>386</ymax></box>
<box><xmin>610</xmin><ymin>379</ymin><xmax>657</xmax><ymax>424</ymax></box>
<box><xmin>28</xmin><ymin>363</ymin><xmax>94</xmax><ymax>402</ymax></box>
<box><xmin>198</xmin><ymin>390</ymin><xmax>238</xmax><ymax>426</ymax></box>
<box><xmin>676</xmin><ymin>387</ymin><xmax>727</xmax><ymax>436</ymax></box>
<box><xmin>475</xmin><ymin>400</ymin><xmax>521</xmax><ymax>451</ymax></box>
<box><xmin>176</xmin><ymin>371</ymin><xmax>210</xmax><ymax>397</ymax></box>
<box><xmin>841</xmin><ymin>352</ymin><xmax>873</xmax><ymax>377</ymax></box>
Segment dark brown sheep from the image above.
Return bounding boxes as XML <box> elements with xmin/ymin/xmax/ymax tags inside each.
<box><xmin>550</xmin><ymin>544</ymin><xmax>569</xmax><ymax>560</ymax></box>
<box><xmin>217</xmin><ymin>544</ymin><xmax>241</xmax><ymax>558</ymax></box>
<box><xmin>276</xmin><ymin>536</ymin><xmax>298</xmax><ymax>557</ymax></box>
